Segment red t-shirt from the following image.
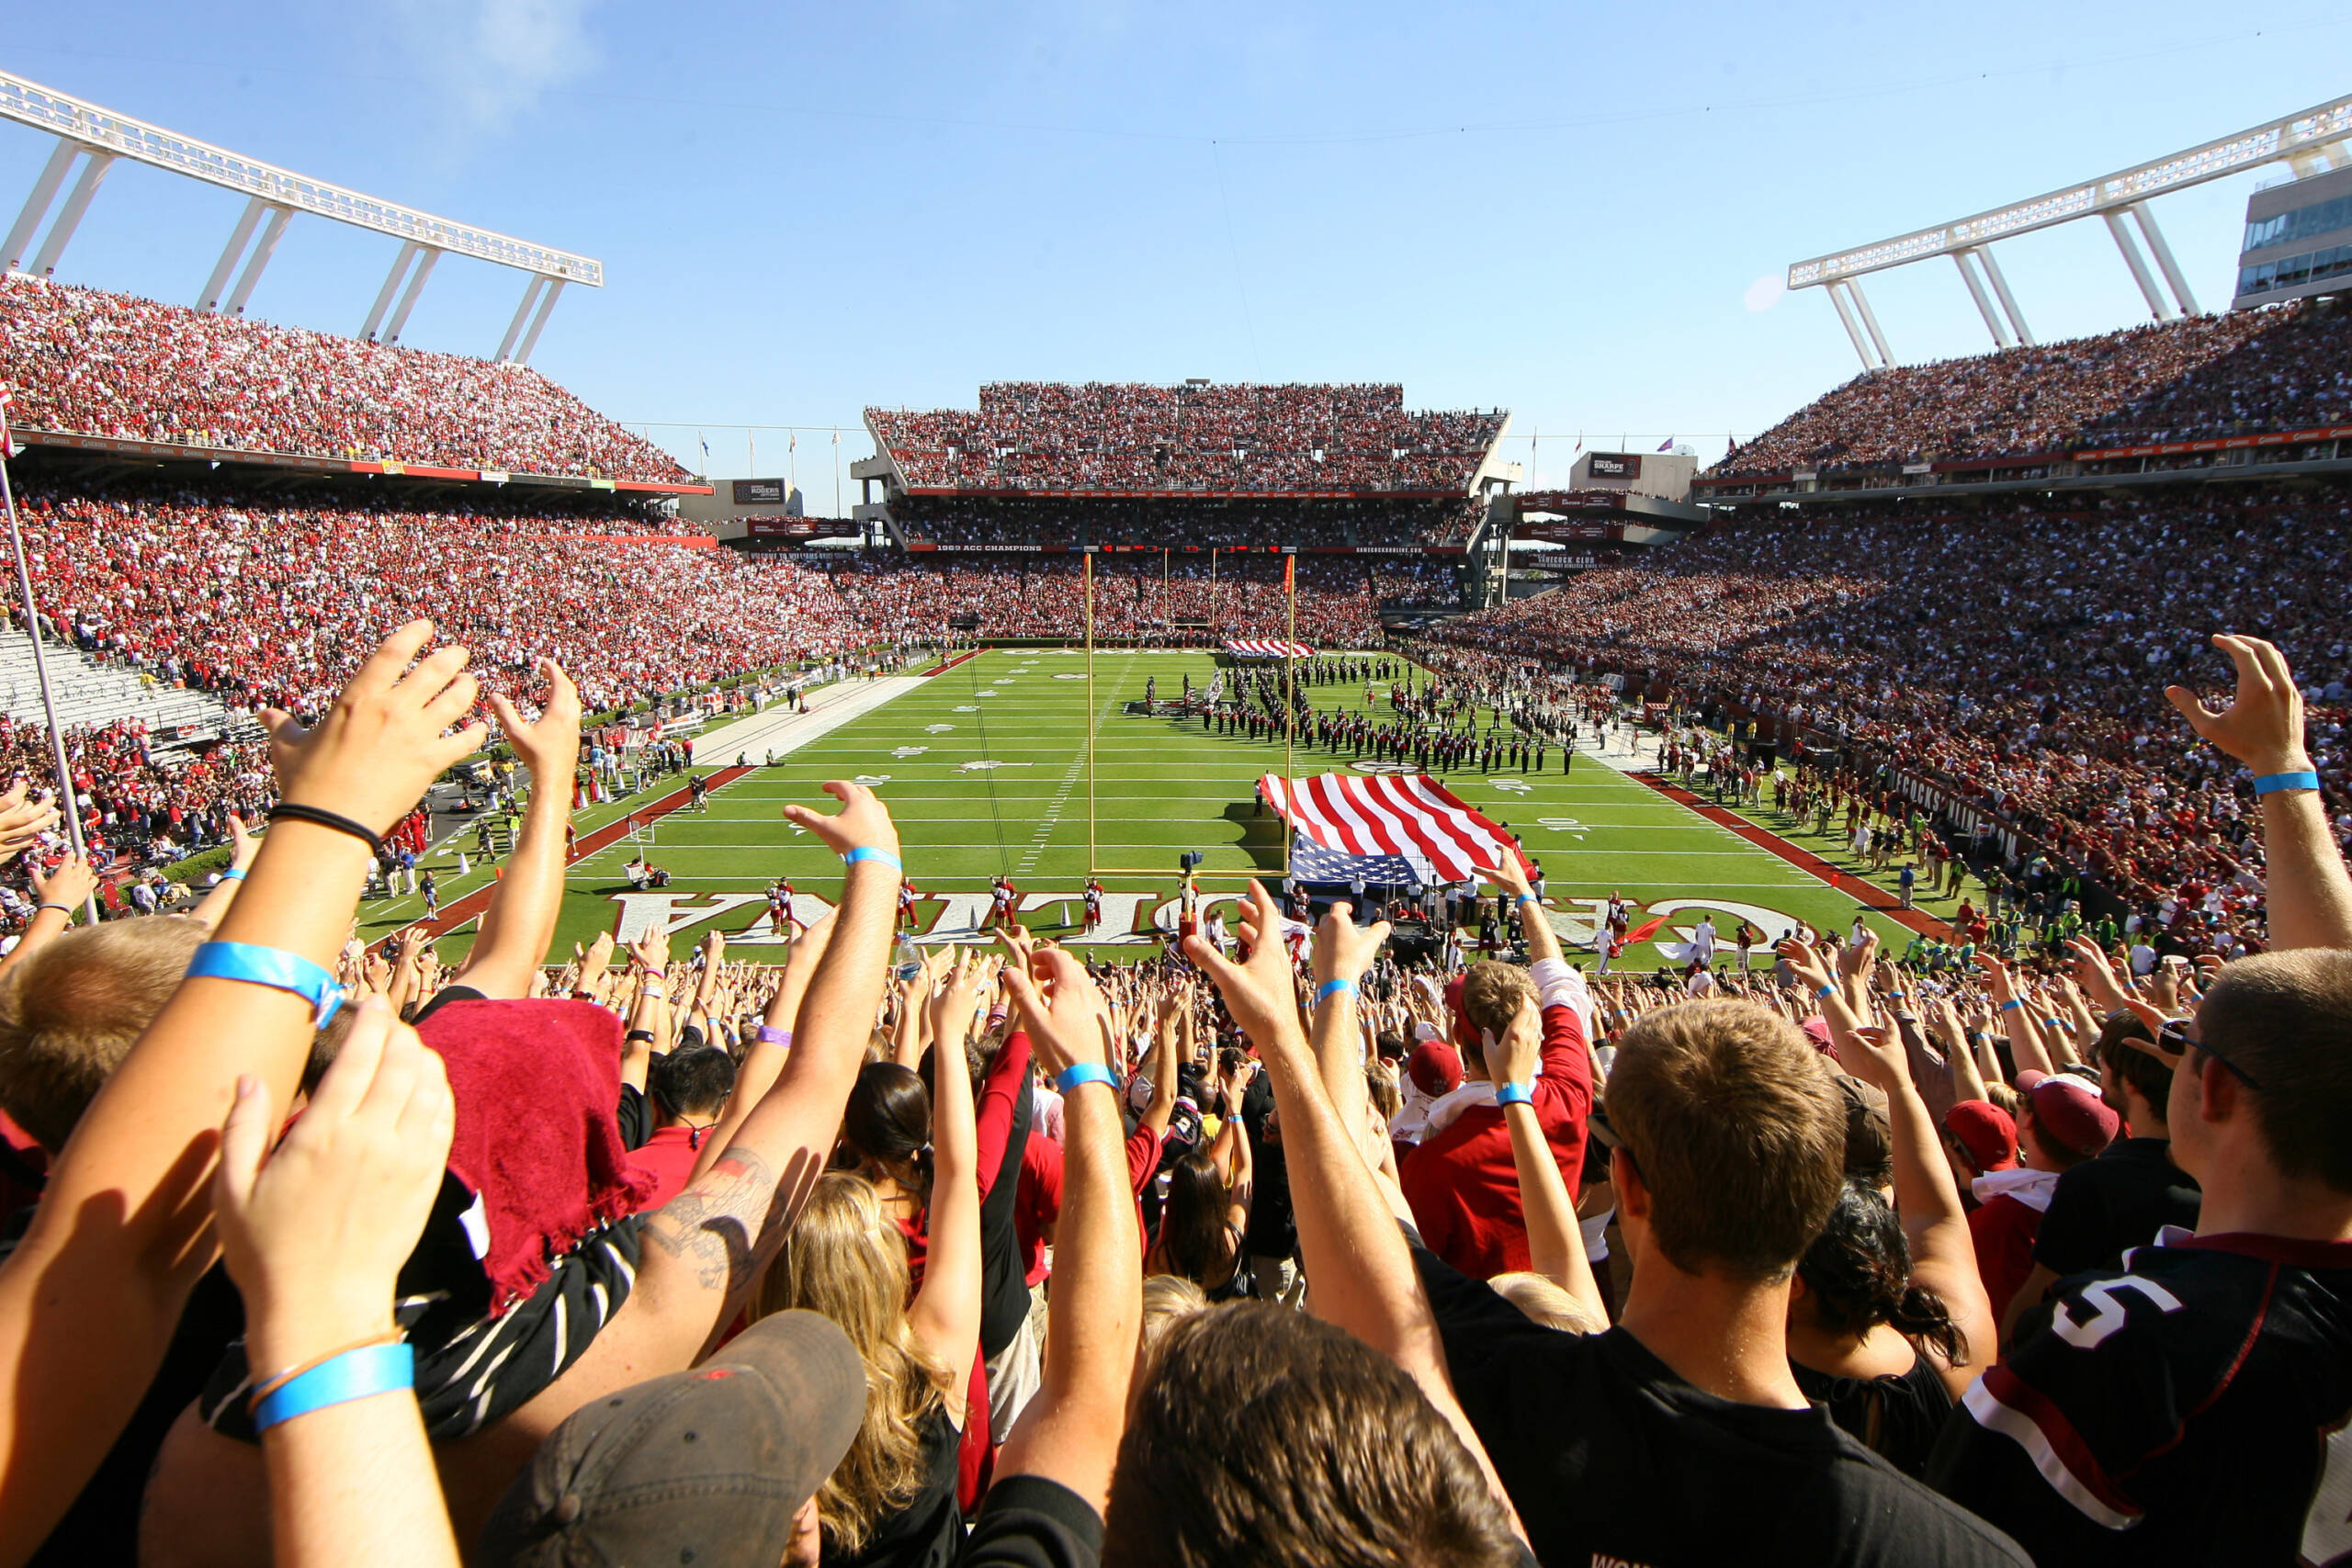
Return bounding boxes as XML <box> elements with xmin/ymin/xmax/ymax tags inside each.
<box><xmin>1969</xmin><ymin>1191</ymin><xmax>2044</xmax><ymax>1319</ymax></box>
<box><xmin>1398</xmin><ymin>996</ymin><xmax>1594</xmax><ymax>1280</ymax></box>
<box><xmin>625</xmin><ymin>1125</ymin><xmax>704</xmax><ymax>1213</ymax></box>
<box><xmin>1014</xmin><ymin>1134</ymin><xmax>1065</xmax><ymax>1288</ymax></box>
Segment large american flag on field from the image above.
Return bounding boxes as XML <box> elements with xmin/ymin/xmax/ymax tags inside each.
<box><xmin>1225</xmin><ymin>639</ymin><xmax>1313</xmax><ymax>660</ymax></box>
<box><xmin>1261</xmin><ymin>772</ymin><xmax>1529</xmax><ymax>884</ymax></box>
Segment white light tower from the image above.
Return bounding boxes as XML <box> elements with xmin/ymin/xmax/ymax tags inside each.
<box><xmin>1784</xmin><ymin>94</ymin><xmax>2352</xmax><ymax>368</ymax></box>
<box><xmin>0</xmin><ymin>70</ymin><xmax>603</xmax><ymax>363</ymax></box>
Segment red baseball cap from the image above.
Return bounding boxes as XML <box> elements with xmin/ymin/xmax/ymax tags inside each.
<box><xmin>2030</xmin><ymin>1075</ymin><xmax>2121</xmax><ymax>1157</ymax></box>
<box><xmin>1944</xmin><ymin>1100</ymin><xmax>2018</xmax><ymax>1174</ymax></box>
<box><xmin>1407</xmin><ymin>1042</ymin><xmax>1464</xmax><ymax>1098</ymax></box>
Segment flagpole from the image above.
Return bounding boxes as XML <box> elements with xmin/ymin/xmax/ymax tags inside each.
<box><xmin>1084</xmin><ymin>551</ymin><xmax>1095</xmax><ymax>877</ymax></box>
<box><xmin>1283</xmin><ymin>553</ymin><xmax>1295</xmax><ymax>880</ymax></box>
<box><xmin>0</xmin><ymin>445</ymin><xmax>100</xmax><ymax>923</ymax></box>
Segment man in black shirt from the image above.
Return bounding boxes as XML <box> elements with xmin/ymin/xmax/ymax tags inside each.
<box><xmin>1413</xmin><ymin>998</ymin><xmax>2026</xmax><ymax>1566</ymax></box>
<box><xmin>1997</xmin><ymin>1008</ymin><xmax>2199</xmax><ymax>1345</ymax></box>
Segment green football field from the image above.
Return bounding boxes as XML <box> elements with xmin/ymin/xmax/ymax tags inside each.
<box><xmin>379</xmin><ymin>649</ymin><xmax>1924</xmax><ymax>968</ymax></box>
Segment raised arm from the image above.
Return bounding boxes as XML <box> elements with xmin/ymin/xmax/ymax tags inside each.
<box><xmin>2168</xmin><ymin>634</ymin><xmax>2352</xmax><ymax>951</ymax></box>
<box><xmin>1476</xmin><ymin>844</ymin><xmax>1560</xmax><ymax>967</ymax></box>
<box><xmin>1783</xmin><ymin>939</ymin><xmax>1993</xmax><ymax>1398</ymax></box>
<box><xmin>997</xmin><ymin>948</ymin><xmax>1139</xmax><ymax>1515</ymax></box>
<box><xmin>452</xmin><ymin>660</ymin><xmax>580</xmax><ymax>998</ymax></box>
<box><xmin>0</xmin><ymin>620</ymin><xmax>484</xmax><ymax>1562</ymax></box>
<box><xmin>186</xmin><ymin>818</ymin><xmax>258</xmax><ymax>930</ymax></box>
<box><xmin>1186</xmin><ymin>890</ymin><xmax>1522</xmax><ymax>1533</ymax></box>
<box><xmin>909</xmin><ymin>951</ymin><xmax>983</xmax><ymax>1414</ymax></box>
<box><xmin>689</xmin><ymin>910</ymin><xmax>833</xmax><ymax>1183</ymax></box>
<box><xmin>0</xmin><ymin>852</ymin><xmax>95</xmax><ymax>980</ymax></box>
<box><xmin>1976</xmin><ymin>954</ymin><xmax>2052</xmax><ymax>1081</ymax></box>
<box><xmin>211</xmin><ymin>999</ymin><xmax>461</xmax><ymax>1568</ymax></box>
<box><xmin>1490</xmin><ymin>1002</ymin><xmax>1606</xmax><ymax>1325</ymax></box>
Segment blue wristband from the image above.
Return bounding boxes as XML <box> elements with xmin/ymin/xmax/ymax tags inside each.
<box><xmin>842</xmin><ymin>846</ymin><xmax>903</xmax><ymax>871</ymax></box>
<box><xmin>252</xmin><ymin>1343</ymin><xmax>414</xmax><ymax>1434</ymax></box>
<box><xmin>1999</xmin><ymin>998</ymin><xmax>2024</xmax><ymax>1013</ymax></box>
<box><xmin>1494</xmin><ymin>1082</ymin><xmax>1534</xmax><ymax>1107</ymax></box>
<box><xmin>1316</xmin><ymin>977</ymin><xmax>1356</xmax><ymax>1005</ymax></box>
<box><xmin>2254</xmin><ymin>771</ymin><xmax>2321</xmax><ymax>796</ymax></box>
<box><xmin>187</xmin><ymin>942</ymin><xmax>345</xmax><ymax>1028</ymax></box>
<box><xmin>220</xmin><ymin>868</ymin><xmax>247</xmax><ymax>883</ymax></box>
<box><xmin>1516</xmin><ymin>894</ymin><xmax>1539</xmax><ymax>908</ymax></box>
<box><xmin>1055</xmin><ymin>1062</ymin><xmax>1117</xmax><ymax>1096</ymax></box>
<box><xmin>1815</xmin><ymin>984</ymin><xmax>1835</xmax><ymax>999</ymax></box>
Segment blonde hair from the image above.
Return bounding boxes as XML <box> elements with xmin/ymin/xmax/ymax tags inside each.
<box><xmin>1140</xmin><ymin>1273</ymin><xmax>1208</xmax><ymax>1357</ymax></box>
<box><xmin>1488</xmin><ymin>1271</ymin><xmax>1607</xmax><ymax>1335</ymax></box>
<box><xmin>752</xmin><ymin>1171</ymin><xmax>951</xmax><ymax>1554</ymax></box>
<box><xmin>0</xmin><ymin>917</ymin><xmax>208</xmax><ymax>1150</ymax></box>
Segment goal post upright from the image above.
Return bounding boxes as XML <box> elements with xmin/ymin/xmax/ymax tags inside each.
<box><xmin>1085</xmin><ymin>549</ymin><xmax>1096</xmax><ymax>877</ymax></box>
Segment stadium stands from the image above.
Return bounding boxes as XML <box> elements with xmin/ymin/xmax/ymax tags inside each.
<box><xmin>1712</xmin><ymin>299</ymin><xmax>2350</xmax><ymax>476</ymax></box>
<box><xmin>887</xmin><ymin>493</ymin><xmax>1486</xmax><ymax>548</ymax></box>
<box><xmin>1432</xmin><ymin>481</ymin><xmax>2352</xmax><ymax>949</ymax></box>
<box><xmin>1</xmin><ymin>275</ymin><xmax>690</xmax><ymax>481</ymax></box>
<box><xmin>14</xmin><ymin>473</ymin><xmax>866</xmax><ymax>719</ymax></box>
<box><xmin>867</xmin><ymin>381</ymin><xmax>1505</xmax><ymax>493</ymax></box>
<box><xmin>827</xmin><ymin>553</ymin><xmax>1390</xmax><ymax>644</ymax></box>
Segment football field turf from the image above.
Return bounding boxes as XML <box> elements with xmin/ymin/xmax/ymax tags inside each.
<box><xmin>396</xmin><ymin>649</ymin><xmax>1920</xmax><ymax>967</ymax></box>
<box><xmin>380</xmin><ymin>649</ymin><xmax>1928</xmax><ymax>964</ymax></box>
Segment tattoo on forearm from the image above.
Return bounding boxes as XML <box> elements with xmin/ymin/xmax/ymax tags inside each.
<box><xmin>643</xmin><ymin>1147</ymin><xmax>779</xmax><ymax>1294</ymax></box>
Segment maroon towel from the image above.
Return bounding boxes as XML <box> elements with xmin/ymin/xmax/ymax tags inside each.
<box><xmin>417</xmin><ymin>998</ymin><xmax>658</xmax><ymax>1314</ymax></box>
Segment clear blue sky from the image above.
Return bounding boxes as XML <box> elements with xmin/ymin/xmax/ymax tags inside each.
<box><xmin>4</xmin><ymin>3</ymin><xmax>2346</xmax><ymax>507</ymax></box>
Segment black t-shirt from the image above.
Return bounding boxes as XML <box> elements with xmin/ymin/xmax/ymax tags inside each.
<box><xmin>411</xmin><ymin>982</ymin><xmax>486</xmax><ymax>1028</ymax></box>
<box><xmin>958</xmin><ymin>1475</ymin><xmax>1102</xmax><ymax>1568</ymax></box>
<box><xmin>1414</xmin><ymin>1245</ymin><xmax>2029</xmax><ymax>1566</ymax></box>
<box><xmin>2031</xmin><ymin>1138</ymin><xmax>2200</xmax><ymax>1280</ymax></box>
<box><xmin>616</xmin><ymin>1082</ymin><xmax>653</xmax><ymax>1151</ymax></box>
<box><xmin>1930</xmin><ymin>1230</ymin><xmax>2352</xmax><ymax>1567</ymax></box>
<box><xmin>832</xmin><ymin>1404</ymin><xmax>963</xmax><ymax>1568</ymax></box>
<box><xmin>1791</xmin><ymin>1351</ymin><xmax>1955</xmax><ymax>1480</ymax></box>
<box><xmin>978</xmin><ymin>1072</ymin><xmax>1035</xmax><ymax>1360</ymax></box>
<box><xmin>1240</xmin><ymin>1070</ymin><xmax>1295</xmax><ymax>1260</ymax></box>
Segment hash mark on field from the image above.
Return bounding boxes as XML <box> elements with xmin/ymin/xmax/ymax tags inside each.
<box><xmin>1014</xmin><ymin>651</ymin><xmax>1131</xmax><ymax>876</ymax></box>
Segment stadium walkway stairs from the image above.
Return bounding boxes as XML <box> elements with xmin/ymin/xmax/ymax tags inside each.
<box><xmin>0</xmin><ymin>629</ymin><xmax>243</xmax><ymax>742</ymax></box>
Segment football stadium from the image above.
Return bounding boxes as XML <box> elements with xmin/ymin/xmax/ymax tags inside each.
<box><xmin>0</xmin><ymin>18</ymin><xmax>2349</xmax><ymax>1568</ymax></box>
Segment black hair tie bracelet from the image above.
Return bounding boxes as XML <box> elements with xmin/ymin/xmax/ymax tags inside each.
<box><xmin>268</xmin><ymin>803</ymin><xmax>389</xmax><ymax>859</ymax></box>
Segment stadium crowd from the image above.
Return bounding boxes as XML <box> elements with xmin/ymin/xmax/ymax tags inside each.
<box><xmin>1431</xmin><ymin>483</ymin><xmax>2352</xmax><ymax>956</ymax></box>
<box><xmin>828</xmin><ymin>554</ymin><xmax>1393</xmax><ymax>644</ymax></box>
<box><xmin>14</xmin><ymin>475</ymin><xmax>870</xmax><ymax>719</ymax></box>
<box><xmin>0</xmin><ymin>615</ymin><xmax>2344</xmax><ymax>1568</ymax></box>
<box><xmin>868</xmin><ymin>381</ymin><xmax>1505</xmax><ymax>492</ymax></box>
<box><xmin>890</xmin><ymin>493</ymin><xmax>1487</xmax><ymax>548</ymax></box>
<box><xmin>2</xmin><ymin>276</ymin><xmax>690</xmax><ymax>482</ymax></box>
<box><xmin>1714</xmin><ymin>300</ymin><xmax>2347</xmax><ymax>475</ymax></box>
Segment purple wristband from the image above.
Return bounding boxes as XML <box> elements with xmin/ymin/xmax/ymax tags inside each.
<box><xmin>754</xmin><ymin>1024</ymin><xmax>792</xmax><ymax>1047</ymax></box>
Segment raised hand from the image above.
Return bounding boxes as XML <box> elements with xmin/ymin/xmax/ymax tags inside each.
<box><xmin>29</xmin><ymin>852</ymin><xmax>94</xmax><ymax>914</ymax></box>
<box><xmin>1312</xmin><ymin>900</ymin><xmax>1392</xmax><ymax>989</ymax></box>
<box><xmin>0</xmin><ymin>782</ymin><xmax>62</xmax><ymax>865</ymax></box>
<box><xmin>259</xmin><ymin>621</ymin><xmax>489</xmax><ymax>835</ymax></box>
<box><xmin>1002</xmin><ymin>946</ymin><xmax>1112</xmax><ymax>1078</ymax></box>
<box><xmin>781</xmin><ymin>780</ymin><xmax>899</xmax><ymax>862</ymax></box>
<box><xmin>2165</xmin><ymin>634</ymin><xmax>2309</xmax><ymax>775</ymax></box>
<box><xmin>210</xmin><ymin>997</ymin><xmax>455</xmax><ymax>1370</ymax></box>
<box><xmin>487</xmin><ymin>658</ymin><xmax>582</xmax><ymax>784</ymax></box>
<box><xmin>1184</xmin><ymin>881</ymin><xmax>1305</xmax><ymax>1053</ymax></box>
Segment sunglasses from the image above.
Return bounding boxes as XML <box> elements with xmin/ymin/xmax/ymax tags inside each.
<box><xmin>2158</xmin><ymin>1017</ymin><xmax>2262</xmax><ymax>1092</ymax></box>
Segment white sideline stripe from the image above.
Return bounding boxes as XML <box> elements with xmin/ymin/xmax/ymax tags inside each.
<box><xmin>689</xmin><ymin>675</ymin><xmax>928</xmax><ymax>762</ymax></box>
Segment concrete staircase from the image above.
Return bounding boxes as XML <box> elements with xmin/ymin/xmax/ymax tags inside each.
<box><xmin>0</xmin><ymin>629</ymin><xmax>243</xmax><ymax>742</ymax></box>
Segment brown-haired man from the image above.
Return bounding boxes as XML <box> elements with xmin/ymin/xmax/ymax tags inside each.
<box><xmin>1416</xmin><ymin>993</ymin><xmax>2029</xmax><ymax>1564</ymax></box>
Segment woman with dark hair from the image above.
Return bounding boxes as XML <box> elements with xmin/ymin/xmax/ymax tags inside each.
<box><xmin>1787</xmin><ymin>1181</ymin><xmax>1969</xmax><ymax>1476</ymax></box>
<box><xmin>1776</xmin><ymin>938</ymin><xmax>1998</xmax><ymax>1479</ymax></box>
<box><xmin>1143</xmin><ymin>1062</ymin><xmax>1253</xmax><ymax>1299</ymax></box>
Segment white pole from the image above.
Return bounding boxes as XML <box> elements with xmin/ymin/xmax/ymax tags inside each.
<box><xmin>0</xmin><ymin>448</ymin><xmax>100</xmax><ymax>923</ymax></box>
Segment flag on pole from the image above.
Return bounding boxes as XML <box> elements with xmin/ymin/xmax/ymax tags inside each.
<box><xmin>1623</xmin><ymin>913</ymin><xmax>1670</xmax><ymax>946</ymax></box>
<box><xmin>1657</xmin><ymin>436</ymin><xmax>1676</xmax><ymax>452</ymax></box>
<box><xmin>0</xmin><ymin>385</ymin><xmax>14</xmax><ymax>459</ymax></box>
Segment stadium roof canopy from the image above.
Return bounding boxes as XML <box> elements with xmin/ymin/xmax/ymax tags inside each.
<box><xmin>1785</xmin><ymin>93</ymin><xmax>2352</xmax><ymax>369</ymax></box>
<box><xmin>0</xmin><ymin>69</ymin><xmax>598</xmax><ymax>364</ymax></box>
